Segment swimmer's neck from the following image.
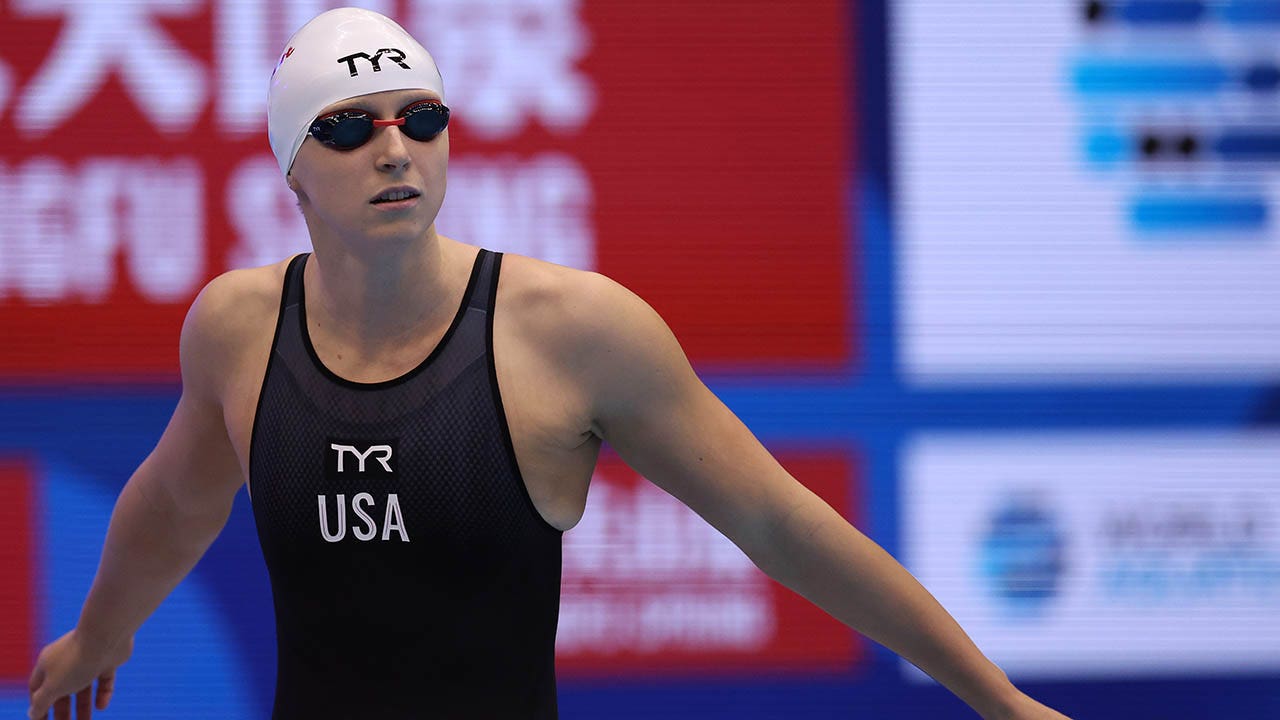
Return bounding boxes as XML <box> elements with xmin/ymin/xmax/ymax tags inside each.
<box><xmin>304</xmin><ymin>227</ymin><xmax>464</xmax><ymax>346</ymax></box>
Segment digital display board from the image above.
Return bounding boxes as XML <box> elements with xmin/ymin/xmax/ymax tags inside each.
<box><xmin>0</xmin><ymin>0</ymin><xmax>853</xmax><ymax>380</ymax></box>
<box><xmin>902</xmin><ymin>430</ymin><xmax>1280</xmax><ymax>679</ymax></box>
<box><xmin>891</xmin><ymin>0</ymin><xmax>1280</xmax><ymax>385</ymax></box>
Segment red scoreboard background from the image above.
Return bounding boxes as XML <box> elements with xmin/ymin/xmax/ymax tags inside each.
<box><xmin>0</xmin><ymin>0</ymin><xmax>852</xmax><ymax>379</ymax></box>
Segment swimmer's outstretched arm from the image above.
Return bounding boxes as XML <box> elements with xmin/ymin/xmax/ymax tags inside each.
<box><xmin>27</xmin><ymin>275</ymin><xmax>251</xmax><ymax>720</ymax></box>
<box><xmin>564</xmin><ymin>272</ymin><xmax>1070</xmax><ymax>720</ymax></box>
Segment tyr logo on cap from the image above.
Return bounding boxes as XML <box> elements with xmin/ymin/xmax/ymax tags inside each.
<box><xmin>337</xmin><ymin>48</ymin><xmax>411</xmax><ymax>77</ymax></box>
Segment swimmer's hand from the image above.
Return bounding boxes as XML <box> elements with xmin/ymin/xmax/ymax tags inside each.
<box><xmin>27</xmin><ymin>629</ymin><xmax>133</xmax><ymax>719</ymax></box>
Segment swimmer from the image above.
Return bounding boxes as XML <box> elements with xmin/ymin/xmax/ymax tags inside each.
<box><xmin>28</xmin><ymin>8</ymin><xmax>1071</xmax><ymax>719</ymax></box>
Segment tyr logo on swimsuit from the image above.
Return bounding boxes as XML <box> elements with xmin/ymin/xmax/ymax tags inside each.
<box><xmin>331</xmin><ymin>443</ymin><xmax>393</xmax><ymax>473</ymax></box>
<box><xmin>326</xmin><ymin>438</ymin><xmax>398</xmax><ymax>479</ymax></box>
<box><xmin>336</xmin><ymin>48</ymin><xmax>410</xmax><ymax>77</ymax></box>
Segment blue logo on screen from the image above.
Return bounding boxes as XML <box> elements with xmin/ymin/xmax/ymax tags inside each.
<box><xmin>978</xmin><ymin>496</ymin><xmax>1066</xmax><ymax>617</ymax></box>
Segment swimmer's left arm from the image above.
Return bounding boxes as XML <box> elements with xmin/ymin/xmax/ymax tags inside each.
<box><xmin>568</xmin><ymin>272</ymin><xmax>1069</xmax><ymax>720</ymax></box>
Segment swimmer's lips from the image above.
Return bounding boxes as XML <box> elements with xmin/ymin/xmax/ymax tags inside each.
<box><xmin>370</xmin><ymin>186</ymin><xmax>422</xmax><ymax>207</ymax></box>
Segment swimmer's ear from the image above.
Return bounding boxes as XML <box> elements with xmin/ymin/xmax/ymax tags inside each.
<box><xmin>286</xmin><ymin>174</ymin><xmax>307</xmax><ymax>214</ymax></box>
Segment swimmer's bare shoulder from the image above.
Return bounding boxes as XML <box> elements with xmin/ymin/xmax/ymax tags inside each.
<box><xmin>493</xmin><ymin>251</ymin><xmax>714</xmax><ymax>459</ymax></box>
<box><xmin>491</xmin><ymin>252</ymin><xmax>620</xmax><ymax>348</ymax></box>
<box><xmin>181</xmin><ymin>259</ymin><xmax>291</xmax><ymax>428</ymax></box>
<box><xmin>492</xmin><ymin>252</ymin><xmax>678</xmax><ymax>399</ymax></box>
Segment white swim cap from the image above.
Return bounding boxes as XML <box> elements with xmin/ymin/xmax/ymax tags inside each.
<box><xmin>268</xmin><ymin>7</ymin><xmax>446</xmax><ymax>176</ymax></box>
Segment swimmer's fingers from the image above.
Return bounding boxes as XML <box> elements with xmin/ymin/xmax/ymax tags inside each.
<box><xmin>27</xmin><ymin>664</ymin><xmax>44</xmax><ymax>700</ymax></box>
<box><xmin>95</xmin><ymin>670</ymin><xmax>116</xmax><ymax>711</ymax></box>
<box><xmin>75</xmin><ymin>685</ymin><xmax>92</xmax><ymax>718</ymax></box>
<box><xmin>33</xmin><ymin>675</ymin><xmax>112</xmax><ymax>720</ymax></box>
<box><xmin>51</xmin><ymin>694</ymin><xmax>69</xmax><ymax>720</ymax></box>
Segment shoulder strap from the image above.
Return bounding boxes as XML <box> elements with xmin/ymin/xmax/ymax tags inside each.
<box><xmin>468</xmin><ymin>249</ymin><xmax>499</xmax><ymax>312</ymax></box>
<box><xmin>283</xmin><ymin>252</ymin><xmax>308</xmax><ymax>308</ymax></box>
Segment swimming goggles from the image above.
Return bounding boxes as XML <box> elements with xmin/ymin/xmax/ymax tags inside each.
<box><xmin>308</xmin><ymin>100</ymin><xmax>450</xmax><ymax>150</ymax></box>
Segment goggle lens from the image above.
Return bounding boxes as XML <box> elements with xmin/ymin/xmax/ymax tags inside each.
<box><xmin>326</xmin><ymin>116</ymin><xmax>375</xmax><ymax>148</ymax></box>
<box><xmin>401</xmin><ymin>102</ymin><xmax>450</xmax><ymax>141</ymax></box>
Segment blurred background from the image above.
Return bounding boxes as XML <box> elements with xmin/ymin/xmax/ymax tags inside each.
<box><xmin>2</xmin><ymin>0</ymin><xmax>1279</xmax><ymax>717</ymax></box>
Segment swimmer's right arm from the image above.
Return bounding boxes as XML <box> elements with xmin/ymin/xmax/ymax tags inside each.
<box><xmin>28</xmin><ymin>275</ymin><xmax>250</xmax><ymax>720</ymax></box>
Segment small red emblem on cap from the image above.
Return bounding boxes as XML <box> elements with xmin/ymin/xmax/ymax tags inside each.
<box><xmin>272</xmin><ymin>46</ymin><xmax>295</xmax><ymax>77</ymax></box>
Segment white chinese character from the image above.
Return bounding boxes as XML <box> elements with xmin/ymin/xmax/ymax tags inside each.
<box><xmin>13</xmin><ymin>0</ymin><xmax>207</xmax><ymax>136</ymax></box>
<box><xmin>409</xmin><ymin>0</ymin><xmax>595</xmax><ymax>140</ymax></box>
